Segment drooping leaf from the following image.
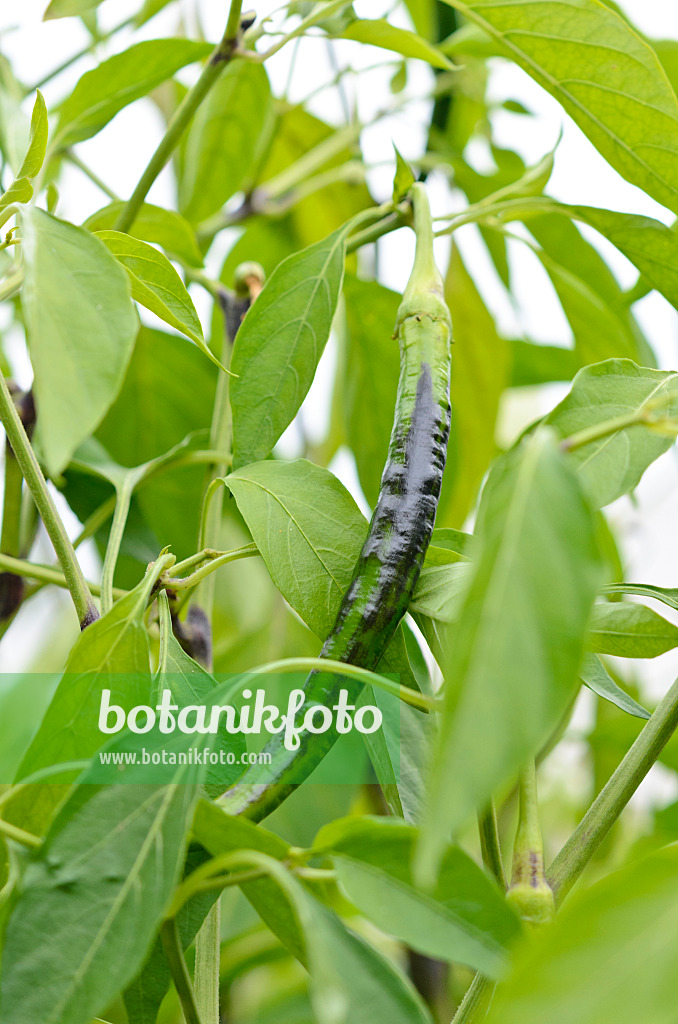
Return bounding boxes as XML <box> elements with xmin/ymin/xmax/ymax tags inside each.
<box><xmin>94</xmin><ymin>230</ymin><xmax>219</xmax><ymax>366</ymax></box>
<box><xmin>180</xmin><ymin>60</ymin><xmax>271</xmax><ymax>223</ymax></box>
<box><xmin>54</xmin><ymin>39</ymin><xmax>212</xmax><ymax>147</ymax></box>
<box><xmin>441</xmin><ymin>0</ymin><xmax>678</xmax><ymax>214</ymax></box>
<box><xmin>484</xmin><ymin>846</ymin><xmax>678</xmax><ymax>1024</ymax></box>
<box><xmin>85</xmin><ymin>202</ymin><xmax>203</xmax><ymax>266</ymax></box>
<box><xmin>231</xmin><ymin>226</ymin><xmax>350</xmax><ymax>469</ymax></box>
<box><xmin>587</xmin><ymin>602</ymin><xmax>678</xmax><ymax>658</ymax></box>
<box><xmin>545</xmin><ymin>359</ymin><xmax>678</xmax><ymax>507</ymax></box>
<box><xmin>0</xmin><ymin>775</ymin><xmax>199</xmax><ymax>1024</ymax></box>
<box><xmin>314</xmin><ymin>816</ymin><xmax>520</xmax><ymax>976</ymax></box>
<box><xmin>580</xmin><ymin>653</ymin><xmax>650</xmax><ymax>719</ymax></box>
<box><xmin>439</xmin><ymin>246</ymin><xmax>511</xmax><ymax>527</ymax></box>
<box><xmin>418</xmin><ymin>429</ymin><xmax>603</xmax><ymax>882</ymax></box>
<box><xmin>604</xmin><ymin>581</ymin><xmax>678</xmax><ymax>612</ymax></box>
<box><xmin>21</xmin><ymin>206</ymin><xmax>137</xmax><ymax>476</ymax></box>
<box><xmin>339</xmin><ymin>19</ymin><xmax>454</xmax><ymax>69</ymax></box>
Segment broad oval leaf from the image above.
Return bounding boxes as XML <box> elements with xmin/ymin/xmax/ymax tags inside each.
<box><xmin>85</xmin><ymin>202</ymin><xmax>203</xmax><ymax>267</ymax></box>
<box><xmin>418</xmin><ymin>429</ymin><xmax>603</xmax><ymax>882</ymax></box>
<box><xmin>94</xmin><ymin>230</ymin><xmax>219</xmax><ymax>368</ymax></box>
<box><xmin>54</xmin><ymin>39</ymin><xmax>212</xmax><ymax>147</ymax></box>
<box><xmin>314</xmin><ymin>816</ymin><xmax>520</xmax><ymax>976</ymax></box>
<box><xmin>442</xmin><ymin>0</ymin><xmax>678</xmax><ymax>214</ymax></box>
<box><xmin>340</xmin><ymin>19</ymin><xmax>454</xmax><ymax>70</ymax></box>
<box><xmin>484</xmin><ymin>845</ymin><xmax>678</xmax><ymax>1024</ymax></box>
<box><xmin>546</xmin><ymin>358</ymin><xmax>678</xmax><ymax>507</ymax></box>
<box><xmin>21</xmin><ymin>207</ymin><xmax>137</xmax><ymax>477</ymax></box>
<box><xmin>0</xmin><ymin>777</ymin><xmax>199</xmax><ymax>1024</ymax></box>
<box><xmin>231</xmin><ymin>228</ymin><xmax>349</xmax><ymax>469</ymax></box>
<box><xmin>180</xmin><ymin>60</ymin><xmax>271</xmax><ymax>223</ymax></box>
<box><xmin>587</xmin><ymin>601</ymin><xmax>678</xmax><ymax>658</ymax></box>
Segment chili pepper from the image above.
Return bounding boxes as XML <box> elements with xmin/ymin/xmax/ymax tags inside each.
<box><xmin>219</xmin><ymin>183</ymin><xmax>452</xmax><ymax>821</ymax></box>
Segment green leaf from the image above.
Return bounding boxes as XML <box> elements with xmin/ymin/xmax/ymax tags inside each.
<box><xmin>231</xmin><ymin>227</ymin><xmax>349</xmax><ymax>469</ymax></box>
<box><xmin>393</xmin><ymin>145</ymin><xmax>416</xmax><ymax>203</ymax></box>
<box><xmin>439</xmin><ymin>246</ymin><xmax>511</xmax><ymax>527</ymax></box>
<box><xmin>94</xmin><ymin>230</ymin><xmax>220</xmax><ymax>369</ymax></box>
<box><xmin>10</xmin><ymin>571</ymin><xmax>155</xmax><ymax>834</ymax></box>
<box><xmin>340</xmin><ymin>19</ymin><xmax>454</xmax><ymax>69</ymax></box>
<box><xmin>410</xmin><ymin>561</ymin><xmax>471</xmax><ymax>622</ymax></box>
<box><xmin>43</xmin><ymin>0</ymin><xmax>103</xmax><ymax>17</ymax></box>
<box><xmin>314</xmin><ymin>816</ymin><xmax>520</xmax><ymax>976</ymax></box>
<box><xmin>528</xmin><ymin>212</ymin><xmax>654</xmax><ymax>367</ymax></box>
<box><xmin>180</xmin><ymin>61</ymin><xmax>271</xmax><ymax>223</ymax></box>
<box><xmin>509</xmin><ymin>339</ymin><xmax>579</xmax><ymax>387</ymax></box>
<box><xmin>588</xmin><ymin>601</ymin><xmax>678</xmax><ymax>658</ymax></box>
<box><xmin>545</xmin><ymin>358</ymin><xmax>678</xmax><ymax>507</ymax></box>
<box><xmin>225</xmin><ymin>459</ymin><xmax>366</xmax><ymax>638</ymax></box>
<box><xmin>604</xmin><ymin>581</ymin><xmax>678</xmax><ymax>612</ymax></box>
<box><xmin>418</xmin><ymin>429</ymin><xmax>603</xmax><ymax>881</ymax></box>
<box><xmin>21</xmin><ymin>207</ymin><xmax>137</xmax><ymax>476</ymax></box>
<box><xmin>575</xmin><ymin>205</ymin><xmax>678</xmax><ymax>313</ymax></box>
<box><xmin>342</xmin><ymin>276</ymin><xmax>401</xmax><ymax>505</ymax></box>
<box><xmin>484</xmin><ymin>845</ymin><xmax>678</xmax><ymax>1024</ymax></box>
<box><xmin>18</xmin><ymin>90</ymin><xmax>48</xmax><ymax>180</ymax></box>
<box><xmin>580</xmin><ymin>653</ymin><xmax>650</xmax><ymax>719</ymax></box>
<box><xmin>0</xmin><ymin>779</ymin><xmax>199</xmax><ymax>1024</ymax></box>
<box><xmin>0</xmin><ymin>91</ymin><xmax>48</xmax><ymax>213</ymax></box>
<box><xmin>441</xmin><ymin>0</ymin><xmax>678</xmax><ymax>214</ymax></box>
<box><xmin>224</xmin><ymin>458</ymin><xmax>427</xmax><ymax>814</ymax></box>
<box><xmin>54</xmin><ymin>39</ymin><xmax>212</xmax><ymax>147</ymax></box>
<box><xmin>85</xmin><ymin>202</ymin><xmax>203</xmax><ymax>267</ymax></box>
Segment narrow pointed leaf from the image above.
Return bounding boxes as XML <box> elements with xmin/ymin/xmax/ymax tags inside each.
<box><xmin>580</xmin><ymin>653</ymin><xmax>650</xmax><ymax>719</ymax></box>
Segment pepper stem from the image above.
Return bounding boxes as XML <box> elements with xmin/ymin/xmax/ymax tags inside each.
<box><xmin>507</xmin><ymin>761</ymin><xmax>555</xmax><ymax>926</ymax></box>
<box><xmin>398</xmin><ymin>183</ymin><xmax>450</xmax><ymax>327</ymax></box>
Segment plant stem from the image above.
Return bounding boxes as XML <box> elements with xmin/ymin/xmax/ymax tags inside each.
<box><xmin>28</xmin><ymin>15</ymin><xmax>135</xmax><ymax>91</ymax></box>
<box><xmin>0</xmin><ymin>268</ymin><xmax>24</xmax><ymax>304</ymax></box>
<box><xmin>160</xmin><ymin>919</ymin><xmax>203</xmax><ymax>1024</ymax></box>
<box><xmin>247</xmin><ymin>0</ymin><xmax>351</xmax><ymax>61</ymax></box>
<box><xmin>167</xmin><ymin>543</ymin><xmax>258</xmax><ymax>591</ymax></box>
<box><xmin>452</xmin><ymin>974</ymin><xmax>495</xmax><ymax>1024</ymax></box>
<box><xmin>548</xmin><ymin>675</ymin><xmax>678</xmax><ymax>906</ymax></box>
<box><xmin>0</xmin><ymin>817</ymin><xmax>41</xmax><ymax>849</ymax></box>
<box><xmin>113</xmin><ymin>0</ymin><xmax>245</xmax><ymax>234</ymax></box>
<box><xmin>194</xmin><ymin>904</ymin><xmax>220</xmax><ymax>1024</ymax></box>
<box><xmin>0</xmin><ymin>370</ymin><xmax>98</xmax><ymax>626</ymax></box>
<box><xmin>477</xmin><ymin>803</ymin><xmax>507</xmax><ymax>890</ymax></box>
<box><xmin>0</xmin><ymin>552</ymin><xmax>122</xmax><ymax>599</ymax></box>
<box><xmin>65</xmin><ymin>150</ymin><xmax>120</xmax><ymax>201</ymax></box>
<box><xmin>345</xmin><ymin>209</ymin><xmax>408</xmax><ymax>253</ymax></box>
<box><xmin>100</xmin><ymin>482</ymin><xmax>133</xmax><ymax>615</ymax></box>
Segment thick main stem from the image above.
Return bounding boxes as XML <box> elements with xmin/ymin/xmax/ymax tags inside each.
<box><xmin>548</xmin><ymin>675</ymin><xmax>678</xmax><ymax>906</ymax></box>
<box><xmin>114</xmin><ymin>0</ymin><xmax>244</xmax><ymax>234</ymax></box>
<box><xmin>0</xmin><ymin>371</ymin><xmax>97</xmax><ymax>626</ymax></box>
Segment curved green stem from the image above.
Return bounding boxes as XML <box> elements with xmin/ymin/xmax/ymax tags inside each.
<box><xmin>0</xmin><ymin>370</ymin><xmax>97</xmax><ymax>626</ymax></box>
<box><xmin>160</xmin><ymin>919</ymin><xmax>202</xmax><ymax>1024</ymax></box>
<box><xmin>0</xmin><ymin>551</ymin><xmax>122</xmax><ymax>599</ymax></box>
<box><xmin>166</xmin><ymin>543</ymin><xmax>258</xmax><ymax>591</ymax></box>
<box><xmin>114</xmin><ymin>0</ymin><xmax>245</xmax><ymax>234</ymax></box>
<box><xmin>478</xmin><ymin>802</ymin><xmax>507</xmax><ymax>890</ymax></box>
<box><xmin>100</xmin><ymin>482</ymin><xmax>133</xmax><ymax>615</ymax></box>
<box><xmin>548</xmin><ymin>676</ymin><xmax>678</xmax><ymax>906</ymax></box>
<box><xmin>452</xmin><ymin>974</ymin><xmax>495</xmax><ymax>1024</ymax></box>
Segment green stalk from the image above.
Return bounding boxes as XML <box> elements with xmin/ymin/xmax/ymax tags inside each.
<box><xmin>477</xmin><ymin>803</ymin><xmax>507</xmax><ymax>890</ymax></box>
<box><xmin>100</xmin><ymin>482</ymin><xmax>133</xmax><ymax>615</ymax></box>
<box><xmin>113</xmin><ymin>0</ymin><xmax>245</xmax><ymax>234</ymax></box>
<box><xmin>0</xmin><ymin>370</ymin><xmax>97</xmax><ymax>626</ymax></box>
<box><xmin>507</xmin><ymin>761</ymin><xmax>554</xmax><ymax>925</ymax></box>
<box><xmin>548</xmin><ymin>676</ymin><xmax>678</xmax><ymax>906</ymax></box>
<box><xmin>452</xmin><ymin>974</ymin><xmax>495</xmax><ymax>1024</ymax></box>
<box><xmin>160</xmin><ymin>919</ymin><xmax>203</xmax><ymax>1024</ymax></box>
<box><xmin>65</xmin><ymin>151</ymin><xmax>120</xmax><ymax>202</ymax></box>
<box><xmin>0</xmin><ymin>552</ymin><xmax>121</xmax><ymax>599</ymax></box>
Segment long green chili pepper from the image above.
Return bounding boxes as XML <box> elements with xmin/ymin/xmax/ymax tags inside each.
<box><xmin>219</xmin><ymin>183</ymin><xmax>452</xmax><ymax>821</ymax></box>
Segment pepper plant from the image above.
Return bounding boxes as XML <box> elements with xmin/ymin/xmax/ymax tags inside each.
<box><xmin>2</xmin><ymin>1</ymin><xmax>678</xmax><ymax>1023</ymax></box>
